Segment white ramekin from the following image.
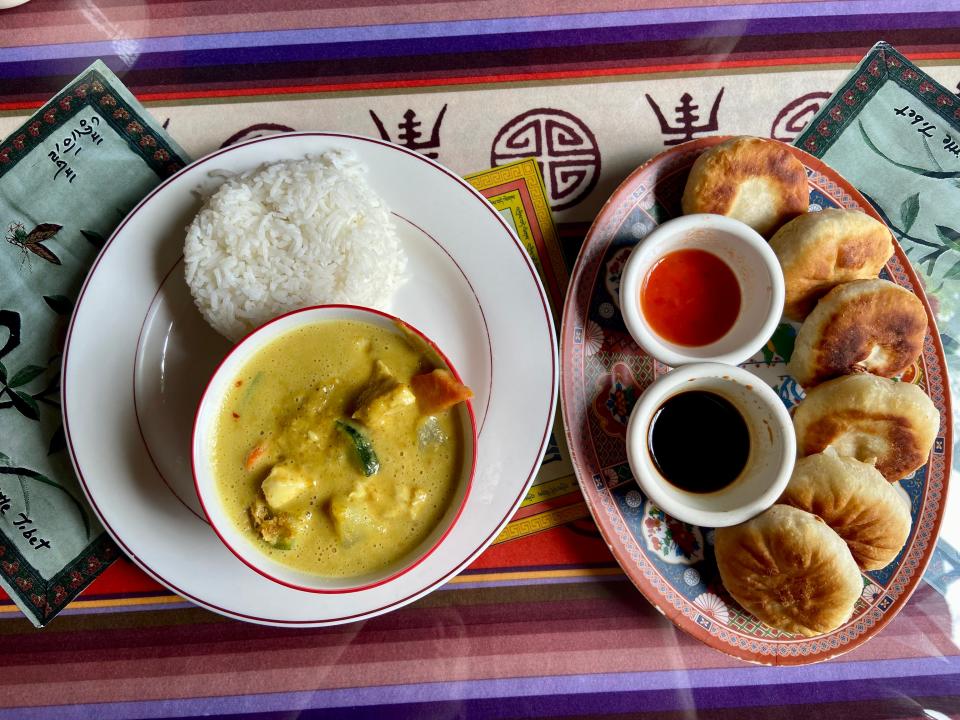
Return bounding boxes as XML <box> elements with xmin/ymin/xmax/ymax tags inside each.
<box><xmin>625</xmin><ymin>362</ymin><xmax>795</xmax><ymax>528</ymax></box>
<box><xmin>619</xmin><ymin>213</ymin><xmax>785</xmax><ymax>367</ymax></box>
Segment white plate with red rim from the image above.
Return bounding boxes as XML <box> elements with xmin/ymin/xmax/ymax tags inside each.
<box><xmin>62</xmin><ymin>132</ymin><xmax>558</xmax><ymax>626</ymax></box>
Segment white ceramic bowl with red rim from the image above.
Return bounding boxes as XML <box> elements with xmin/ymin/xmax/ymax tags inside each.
<box><xmin>192</xmin><ymin>304</ymin><xmax>477</xmax><ymax>593</ymax></box>
<box><xmin>625</xmin><ymin>362</ymin><xmax>795</xmax><ymax>528</ymax></box>
<box><xmin>618</xmin><ymin>213</ymin><xmax>785</xmax><ymax>367</ymax></box>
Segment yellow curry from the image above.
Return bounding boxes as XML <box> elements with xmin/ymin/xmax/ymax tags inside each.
<box><xmin>211</xmin><ymin>319</ymin><xmax>471</xmax><ymax>578</ymax></box>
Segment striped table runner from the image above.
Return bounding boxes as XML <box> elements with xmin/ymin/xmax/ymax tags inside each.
<box><xmin>1</xmin><ymin>1</ymin><xmax>958</xmax><ymax>717</ymax></box>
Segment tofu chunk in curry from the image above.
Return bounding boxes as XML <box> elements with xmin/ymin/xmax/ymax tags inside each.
<box><xmin>211</xmin><ymin>320</ymin><xmax>472</xmax><ymax>578</ymax></box>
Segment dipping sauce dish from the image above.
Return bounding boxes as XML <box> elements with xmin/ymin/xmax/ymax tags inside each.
<box><xmin>619</xmin><ymin>214</ymin><xmax>785</xmax><ymax>367</ymax></box>
<box><xmin>626</xmin><ymin>362</ymin><xmax>795</xmax><ymax>528</ymax></box>
<box><xmin>647</xmin><ymin>389</ymin><xmax>750</xmax><ymax>494</ymax></box>
<box><xmin>641</xmin><ymin>248</ymin><xmax>741</xmax><ymax>347</ymax></box>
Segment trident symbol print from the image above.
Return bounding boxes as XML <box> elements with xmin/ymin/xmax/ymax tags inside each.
<box><xmin>645</xmin><ymin>88</ymin><xmax>725</xmax><ymax>146</ymax></box>
<box><xmin>369</xmin><ymin>105</ymin><xmax>448</xmax><ymax>159</ymax></box>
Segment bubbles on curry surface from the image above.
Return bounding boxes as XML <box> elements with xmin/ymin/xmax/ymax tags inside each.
<box><xmin>209</xmin><ymin>319</ymin><xmax>468</xmax><ymax>578</ymax></box>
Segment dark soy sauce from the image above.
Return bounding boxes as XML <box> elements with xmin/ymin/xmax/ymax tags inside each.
<box><xmin>647</xmin><ymin>390</ymin><xmax>750</xmax><ymax>493</ymax></box>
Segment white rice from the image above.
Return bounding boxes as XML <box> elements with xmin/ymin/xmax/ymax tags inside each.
<box><xmin>184</xmin><ymin>150</ymin><xmax>406</xmax><ymax>341</ymax></box>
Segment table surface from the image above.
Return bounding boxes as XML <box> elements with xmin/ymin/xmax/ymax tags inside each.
<box><xmin>1</xmin><ymin>2</ymin><xmax>960</xmax><ymax>718</ymax></box>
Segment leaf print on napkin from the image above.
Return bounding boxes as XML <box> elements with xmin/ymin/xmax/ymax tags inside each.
<box><xmin>8</xmin><ymin>365</ymin><xmax>45</xmax><ymax>388</ymax></box>
<box><xmin>938</xmin><ymin>226</ymin><xmax>960</xmax><ymax>280</ymax></box>
<box><xmin>80</xmin><ymin>230</ymin><xmax>105</xmax><ymax>249</ymax></box>
<box><xmin>6</xmin><ymin>389</ymin><xmax>39</xmax><ymax>420</ymax></box>
<box><xmin>47</xmin><ymin>425</ymin><xmax>66</xmax><ymax>456</ymax></box>
<box><xmin>936</xmin><ymin>225</ymin><xmax>960</xmax><ymax>250</ymax></box>
<box><xmin>861</xmin><ymin>191</ymin><xmax>958</xmax><ymax>277</ymax></box>
<box><xmin>0</xmin><ymin>310</ymin><xmax>59</xmax><ymax>421</ymax></box>
<box><xmin>900</xmin><ymin>193</ymin><xmax>920</xmax><ymax>233</ymax></box>
<box><xmin>0</xmin><ymin>310</ymin><xmax>21</xmax><ymax>360</ymax></box>
<box><xmin>42</xmin><ymin>295</ymin><xmax>73</xmax><ymax>316</ymax></box>
<box><xmin>858</xmin><ymin>121</ymin><xmax>960</xmax><ymax>179</ymax></box>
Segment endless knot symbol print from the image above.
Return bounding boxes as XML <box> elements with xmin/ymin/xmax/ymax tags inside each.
<box><xmin>770</xmin><ymin>92</ymin><xmax>831</xmax><ymax>142</ymax></box>
<box><xmin>491</xmin><ymin>108</ymin><xmax>601</xmax><ymax>211</ymax></box>
<box><xmin>220</xmin><ymin>123</ymin><xmax>296</xmax><ymax>148</ymax></box>
<box><xmin>369</xmin><ymin>105</ymin><xmax>448</xmax><ymax>159</ymax></box>
<box><xmin>645</xmin><ymin>89</ymin><xmax>724</xmax><ymax>146</ymax></box>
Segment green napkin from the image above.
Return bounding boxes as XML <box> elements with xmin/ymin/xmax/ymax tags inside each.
<box><xmin>0</xmin><ymin>60</ymin><xmax>188</xmax><ymax>626</ymax></box>
<box><xmin>794</xmin><ymin>42</ymin><xmax>960</xmax><ymax>596</ymax></box>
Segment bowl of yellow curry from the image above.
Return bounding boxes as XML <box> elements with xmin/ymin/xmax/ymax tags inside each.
<box><xmin>192</xmin><ymin>305</ymin><xmax>477</xmax><ymax>592</ymax></box>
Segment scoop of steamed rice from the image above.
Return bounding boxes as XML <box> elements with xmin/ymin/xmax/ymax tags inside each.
<box><xmin>184</xmin><ymin>151</ymin><xmax>407</xmax><ymax>341</ymax></box>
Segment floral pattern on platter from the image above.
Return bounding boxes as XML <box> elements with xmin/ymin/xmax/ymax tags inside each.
<box><xmin>591</xmin><ymin>362</ymin><xmax>639</xmax><ymax>439</ymax></box>
<box><xmin>603</xmin><ymin>246</ymin><xmax>630</xmax><ymax>310</ymax></box>
<box><xmin>861</xmin><ymin>581</ymin><xmax>883</xmax><ymax>606</ymax></box>
<box><xmin>641</xmin><ymin>501</ymin><xmax>704</xmax><ymax>565</ymax></box>
<box><xmin>777</xmin><ymin>374</ymin><xmax>804</xmax><ymax>408</ymax></box>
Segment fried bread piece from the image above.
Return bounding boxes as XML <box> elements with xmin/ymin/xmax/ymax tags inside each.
<box><xmin>681</xmin><ymin>136</ymin><xmax>808</xmax><ymax>237</ymax></box>
<box><xmin>715</xmin><ymin>504</ymin><xmax>862</xmax><ymax>637</ymax></box>
<box><xmin>792</xmin><ymin>374</ymin><xmax>939</xmax><ymax>481</ymax></box>
<box><xmin>771</xmin><ymin>209</ymin><xmax>893</xmax><ymax>321</ymax></box>
<box><xmin>788</xmin><ymin>279</ymin><xmax>927</xmax><ymax>387</ymax></box>
<box><xmin>778</xmin><ymin>451</ymin><xmax>912</xmax><ymax>570</ymax></box>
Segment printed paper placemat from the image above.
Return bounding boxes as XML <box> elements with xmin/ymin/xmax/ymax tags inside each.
<box><xmin>466</xmin><ymin>160</ymin><xmax>586</xmax><ymax>551</ymax></box>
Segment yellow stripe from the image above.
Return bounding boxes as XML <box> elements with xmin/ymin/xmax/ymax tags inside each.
<box><xmin>493</xmin><ymin>502</ymin><xmax>591</xmax><ymax>544</ymax></box>
<box><xmin>449</xmin><ymin>567</ymin><xmax>624</xmax><ymax>584</ymax></box>
<box><xmin>0</xmin><ymin>593</ymin><xmax>184</xmax><ymax>614</ymax></box>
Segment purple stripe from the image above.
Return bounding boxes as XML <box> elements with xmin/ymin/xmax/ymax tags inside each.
<box><xmin>226</xmin><ymin>675</ymin><xmax>960</xmax><ymax>719</ymax></box>
<box><xmin>2</xmin><ymin>2</ymin><xmax>959</xmax><ymax>64</ymax></box>
<box><xmin>180</xmin><ymin>676</ymin><xmax>960</xmax><ymax>720</ymax></box>
<box><xmin>2</xmin><ymin>26</ymin><xmax>958</xmax><ymax>105</ymax></box>
<box><xmin>2</xmin><ymin>13</ymin><xmax>959</xmax><ymax>81</ymax></box>
<box><xmin>5</xmin><ymin>657</ymin><xmax>959</xmax><ymax>719</ymax></box>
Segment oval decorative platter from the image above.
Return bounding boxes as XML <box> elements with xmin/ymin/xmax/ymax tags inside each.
<box><xmin>63</xmin><ymin>132</ymin><xmax>558</xmax><ymax>626</ymax></box>
<box><xmin>559</xmin><ymin>135</ymin><xmax>952</xmax><ymax>665</ymax></box>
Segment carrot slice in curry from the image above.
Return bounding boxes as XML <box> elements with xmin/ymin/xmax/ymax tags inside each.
<box><xmin>410</xmin><ymin>369</ymin><xmax>473</xmax><ymax>414</ymax></box>
<box><xmin>244</xmin><ymin>442</ymin><xmax>268</xmax><ymax>470</ymax></box>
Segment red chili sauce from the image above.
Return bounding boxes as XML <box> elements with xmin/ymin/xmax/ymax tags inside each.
<box><xmin>639</xmin><ymin>248</ymin><xmax>741</xmax><ymax>346</ymax></box>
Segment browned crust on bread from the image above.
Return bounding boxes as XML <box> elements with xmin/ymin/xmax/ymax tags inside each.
<box><xmin>788</xmin><ymin>280</ymin><xmax>927</xmax><ymax>387</ymax></box>
<box><xmin>771</xmin><ymin>209</ymin><xmax>894</xmax><ymax>321</ymax></box>
<box><xmin>714</xmin><ymin>504</ymin><xmax>861</xmax><ymax>636</ymax></box>
<box><xmin>681</xmin><ymin>137</ymin><xmax>808</xmax><ymax>237</ymax></box>
<box><xmin>777</xmin><ymin>453</ymin><xmax>912</xmax><ymax>571</ymax></box>
<box><xmin>792</xmin><ymin>375</ymin><xmax>940</xmax><ymax>483</ymax></box>
<box><xmin>798</xmin><ymin>410</ymin><xmax>925</xmax><ymax>481</ymax></box>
